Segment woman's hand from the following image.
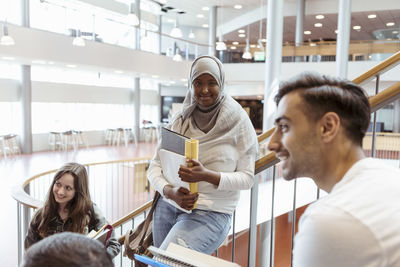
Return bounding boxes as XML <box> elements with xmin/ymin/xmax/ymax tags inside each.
<box><xmin>163</xmin><ymin>185</ymin><xmax>199</xmax><ymax>211</ymax></box>
<box><xmin>178</xmin><ymin>159</ymin><xmax>221</xmax><ymax>186</ymax></box>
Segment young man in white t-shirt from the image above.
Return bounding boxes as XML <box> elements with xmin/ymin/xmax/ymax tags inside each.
<box><xmin>268</xmin><ymin>71</ymin><xmax>400</xmax><ymax>267</ymax></box>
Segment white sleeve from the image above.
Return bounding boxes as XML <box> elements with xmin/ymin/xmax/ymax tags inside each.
<box><xmin>147</xmin><ymin>143</ymin><xmax>170</xmax><ymax>197</ymax></box>
<box><xmin>293</xmin><ymin>205</ymin><xmax>383</xmax><ymax>267</ymax></box>
<box><xmin>217</xmin><ymin>116</ymin><xmax>257</xmax><ymax>191</ymax></box>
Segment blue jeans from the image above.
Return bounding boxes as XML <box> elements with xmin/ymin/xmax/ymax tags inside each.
<box><xmin>153</xmin><ymin>197</ymin><xmax>232</xmax><ymax>255</ymax></box>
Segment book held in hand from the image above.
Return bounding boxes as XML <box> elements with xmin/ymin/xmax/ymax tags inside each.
<box><xmin>160</xmin><ymin>127</ymin><xmax>199</xmax><ymax>210</ymax></box>
<box><xmin>87</xmin><ymin>224</ymin><xmax>113</xmax><ymax>246</ymax></box>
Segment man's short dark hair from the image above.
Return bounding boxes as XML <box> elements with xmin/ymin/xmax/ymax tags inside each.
<box><xmin>275</xmin><ymin>72</ymin><xmax>371</xmax><ymax>145</ymax></box>
<box><xmin>21</xmin><ymin>232</ymin><xmax>113</xmax><ymax>267</ymax></box>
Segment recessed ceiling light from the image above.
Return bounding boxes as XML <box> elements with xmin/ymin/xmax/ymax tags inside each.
<box><xmin>353</xmin><ymin>25</ymin><xmax>361</xmax><ymax>30</ymax></box>
<box><xmin>367</xmin><ymin>14</ymin><xmax>377</xmax><ymax>19</ymax></box>
<box><xmin>152</xmin><ymin>75</ymin><xmax>159</xmax><ymax>78</ymax></box>
<box><xmin>314</xmin><ymin>23</ymin><xmax>323</xmax><ymax>27</ymax></box>
<box><xmin>238</xmin><ymin>33</ymin><xmax>246</xmax><ymax>38</ymax></box>
<box><xmin>335</xmin><ymin>29</ymin><xmax>338</xmax><ymax>34</ymax></box>
<box><xmin>32</xmin><ymin>60</ymin><xmax>46</xmax><ymax>64</ymax></box>
<box><xmin>234</xmin><ymin>4</ymin><xmax>242</xmax><ymax>9</ymax></box>
<box><xmin>304</xmin><ymin>30</ymin><xmax>311</xmax><ymax>35</ymax></box>
<box><xmin>48</xmin><ymin>61</ymin><xmax>55</xmax><ymax>65</ymax></box>
<box><xmin>181</xmin><ymin>78</ymin><xmax>188</xmax><ymax>82</ymax></box>
<box><xmin>232</xmin><ymin>41</ymin><xmax>239</xmax><ymax>45</ymax></box>
<box><xmin>250</xmin><ymin>44</ymin><xmax>256</xmax><ymax>48</ymax></box>
<box><xmin>2</xmin><ymin>56</ymin><xmax>15</xmax><ymax>60</ymax></box>
<box><xmin>196</xmin><ymin>14</ymin><xmax>204</xmax><ymax>18</ymax></box>
<box><xmin>315</xmin><ymin>15</ymin><xmax>324</xmax><ymax>19</ymax></box>
<box><xmin>386</xmin><ymin>22</ymin><xmax>395</xmax><ymax>26</ymax></box>
<box><xmin>309</xmin><ymin>43</ymin><xmax>317</xmax><ymax>47</ymax></box>
<box><xmin>230</xmin><ymin>46</ymin><xmax>237</xmax><ymax>49</ymax></box>
<box><xmin>261</xmin><ymin>38</ymin><xmax>266</xmax><ymax>42</ymax></box>
<box><xmin>66</xmin><ymin>64</ymin><xmax>77</xmax><ymax>68</ymax></box>
<box><xmin>202</xmin><ymin>24</ymin><xmax>209</xmax><ymax>28</ymax></box>
<box><xmin>393</xmin><ymin>30</ymin><xmax>399</xmax><ymax>34</ymax></box>
<box><xmin>170</xmin><ymin>81</ymin><xmax>176</xmax><ymax>84</ymax></box>
<box><xmin>167</xmin><ymin>18</ymin><xmax>174</xmax><ymax>23</ymax></box>
<box><xmin>238</xmin><ymin>29</ymin><xmax>245</xmax><ymax>33</ymax></box>
<box><xmin>202</xmin><ymin>7</ymin><xmax>209</xmax><ymax>11</ymax></box>
<box><xmin>114</xmin><ymin>70</ymin><xmax>124</xmax><ymax>74</ymax></box>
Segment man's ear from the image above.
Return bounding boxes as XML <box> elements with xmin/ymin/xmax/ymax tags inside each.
<box><xmin>319</xmin><ymin>112</ymin><xmax>340</xmax><ymax>143</ymax></box>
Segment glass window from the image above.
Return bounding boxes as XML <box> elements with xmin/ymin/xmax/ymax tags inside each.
<box><xmin>32</xmin><ymin>102</ymin><xmax>134</xmax><ymax>133</ymax></box>
<box><xmin>0</xmin><ymin>102</ymin><xmax>21</xmax><ymax>135</ymax></box>
<box><xmin>31</xmin><ymin>66</ymin><xmax>134</xmax><ymax>88</ymax></box>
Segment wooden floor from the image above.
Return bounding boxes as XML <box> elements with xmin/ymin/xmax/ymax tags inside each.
<box><xmin>0</xmin><ymin>142</ymin><xmax>157</xmax><ymax>267</ymax></box>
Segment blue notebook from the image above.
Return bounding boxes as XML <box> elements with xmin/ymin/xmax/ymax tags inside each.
<box><xmin>134</xmin><ymin>254</ymin><xmax>171</xmax><ymax>267</ymax></box>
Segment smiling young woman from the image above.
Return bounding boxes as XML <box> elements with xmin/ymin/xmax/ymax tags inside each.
<box><xmin>148</xmin><ymin>55</ymin><xmax>259</xmax><ymax>255</ymax></box>
<box><xmin>24</xmin><ymin>162</ymin><xmax>120</xmax><ymax>258</ymax></box>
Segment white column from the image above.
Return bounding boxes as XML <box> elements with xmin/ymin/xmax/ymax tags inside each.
<box><xmin>20</xmin><ymin>0</ymin><xmax>32</xmax><ymax>154</ymax></box>
<box><xmin>208</xmin><ymin>6</ymin><xmax>217</xmax><ymax>56</ymax></box>
<box><xmin>336</xmin><ymin>0</ymin><xmax>351</xmax><ymax>78</ymax></box>
<box><xmin>295</xmin><ymin>0</ymin><xmax>305</xmax><ymax>62</ymax></box>
<box><xmin>157</xmin><ymin>15</ymin><xmax>162</xmax><ymax>55</ymax></box>
<box><xmin>262</xmin><ymin>0</ymin><xmax>284</xmax><ymax>131</ymax></box>
<box><xmin>135</xmin><ymin>0</ymin><xmax>141</xmax><ymax>50</ymax></box>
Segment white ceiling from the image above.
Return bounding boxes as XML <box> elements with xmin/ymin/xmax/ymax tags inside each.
<box><xmin>156</xmin><ymin>0</ymin><xmax>400</xmax><ymax>45</ymax></box>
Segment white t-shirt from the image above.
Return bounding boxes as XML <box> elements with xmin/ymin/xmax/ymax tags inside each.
<box><xmin>293</xmin><ymin>158</ymin><xmax>400</xmax><ymax>267</ymax></box>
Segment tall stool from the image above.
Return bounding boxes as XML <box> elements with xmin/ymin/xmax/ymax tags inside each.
<box><xmin>2</xmin><ymin>134</ymin><xmax>21</xmax><ymax>157</ymax></box>
<box><xmin>112</xmin><ymin>128</ymin><xmax>131</xmax><ymax>147</ymax></box>
<box><xmin>48</xmin><ymin>132</ymin><xmax>63</xmax><ymax>151</ymax></box>
<box><xmin>61</xmin><ymin>130</ymin><xmax>76</xmax><ymax>151</ymax></box>
<box><xmin>105</xmin><ymin>129</ymin><xmax>115</xmax><ymax>146</ymax></box>
<box><xmin>73</xmin><ymin>130</ymin><xmax>88</xmax><ymax>149</ymax></box>
<box><xmin>124</xmin><ymin>128</ymin><xmax>138</xmax><ymax>146</ymax></box>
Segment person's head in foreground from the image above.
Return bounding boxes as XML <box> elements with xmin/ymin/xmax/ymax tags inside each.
<box><xmin>21</xmin><ymin>232</ymin><xmax>113</xmax><ymax>267</ymax></box>
<box><xmin>267</xmin><ymin>71</ymin><xmax>370</xmax><ymax>192</ymax></box>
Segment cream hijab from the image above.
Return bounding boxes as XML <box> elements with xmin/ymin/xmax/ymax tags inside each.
<box><xmin>181</xmin><ymin>56</ymin><xmax>226</xmax><ymax>132</ymax></box>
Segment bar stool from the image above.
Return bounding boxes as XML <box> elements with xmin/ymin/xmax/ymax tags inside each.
<box><xmin>124</xmin><ymin>128</ymin><xmax>138</xmax><ymax>146</ymax></box>
<box><xmin>61</xmin><ymin>130</ymin><xmax>76</xmax><ymax>151</ymax></box>
<box><xmin>2</xmin><ymin>134</ymin><xmax>21</xmax><ymax>157</ymax></box>
<box><xmin>112</xmin><ymin>128</ymin><xmax>130</xmax><ymax>147</ymax></box>
<box><xmin>105</xmin><ymin>129</ymin><xmax>115</xmax><ymax>146</ymax></box>
<box><xmin>48</xmin><ymin>132</ymin><xmax>63</xmax><ymax>151</ymax></box>
<box><xmin>142</xmin><ymin>121</ymin><xmax>157</xmax><ymax>143</ymax></box>
<box><xmin>73</xmin><ymin>130</ymin><xmax>88</xmax><ymax>149</ymax></box>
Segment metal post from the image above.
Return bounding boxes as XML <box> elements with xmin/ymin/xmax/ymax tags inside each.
<box><xmin>371</xmin><ymin>75</ymin><xmax>380</xmax><ymax>157</ymax></box>
<box><xmin>336</xmin><ymin>0</ymin><xmax>351</xmax><ymax>78</ymax></box>
<box><xmin>17</xmin><ymin>203</ymin><xmax>21</xmax><ymax>265</ymax></box>
<box><xmin>231</xmin><ymin>210</ymin><xmax>236</xmax><ymax>262</ymax></box>
<box><xmin>263</xmin><ymin>0</ymin><xmax>284</xmax><ymax>131</ymax></box>
<box><xmin>208</xmin><ymin>6</ymin><xmax>217</xmax><ymax>56</ymax></box>
<box><xmin>290</xmin><ymin>179</ymin><xmax>297</xmax><ymax>267</ymax></box>
<box><xmin>248</xmin><ymin>174</ymin><xmax>259</xmax><ymax>267</ymax></box>
<box><xmin>295</xmin><ymin>0</ymin><xmax>305</xmax><ymax>62</ymax></box>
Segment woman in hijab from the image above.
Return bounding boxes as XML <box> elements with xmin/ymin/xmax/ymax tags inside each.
<box><xmin>148</xmin><ymin>55</ymin><xmax>258</xmax><ymax>254</ymax></box>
